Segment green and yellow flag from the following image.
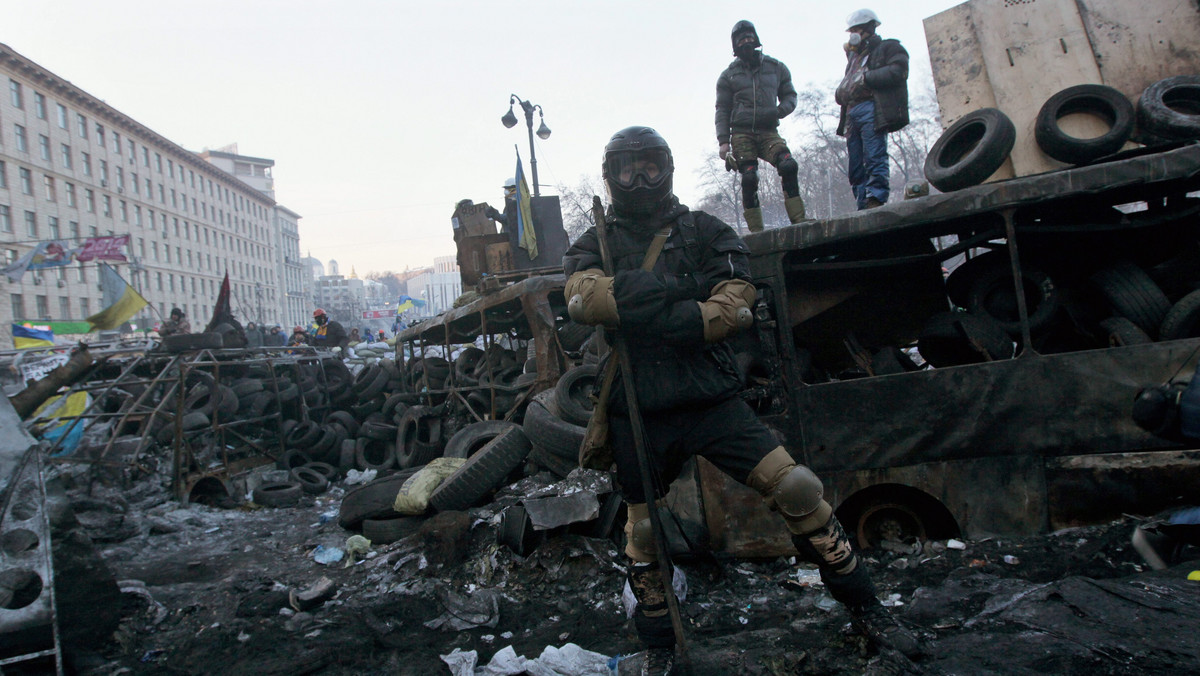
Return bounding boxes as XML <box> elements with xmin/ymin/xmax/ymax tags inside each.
<box><xmin>86</xmin><ymin>263</ymin><xmax>148</xmax><ymax>331</ymax></box>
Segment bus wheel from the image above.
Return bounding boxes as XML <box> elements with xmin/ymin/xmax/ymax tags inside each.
<box><xmin>855</xmin><ymin>500</ymin><xmax>928</xmax><ymax>550</ymax></box>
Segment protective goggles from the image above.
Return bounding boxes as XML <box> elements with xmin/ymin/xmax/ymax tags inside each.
<box><xmin>605</xmin><ymin>149</ymin><xmax>671</xmax><ymax>189</ymax></box>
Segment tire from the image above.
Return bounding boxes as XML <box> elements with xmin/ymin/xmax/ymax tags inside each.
<box><xmin>183</xmin><ymin>386</ymin><xmax>220</xmax><ymax>415</ymax></box>
<box><xmin>252</xmin><ymin>482</ymin><xmax>302</xmax><ymax>508</ymax></box>
<box><xmin>337</xmin><ymin>467</ymin><xmax>423</xmax><ymax>529</ymax></box>
<box><xmin>360</xmin><ymin>420</ymin><xmax>398</xmax><ymax>441</ymax></box>
<box><xmin>326</xmin><ymin>410</ymin><xmax>360</xmax><ymax>437</ymax></box>
<box><xmin>1034</xmin><ymin>84</ymin><xmax>1134</xmax><ymax>164</ymax></box>
<box><xmin>290</xmin><ymin>466</ymin><xmax>330</xmax><ymax>495</ymax></box>
<box><xmin>917</xmin><ymin>311</ymin><xmax>1014</xmax><ymax>367</ymax></box>
<box><xmin>1091</xmin><ymin>262</ymin><xmax>1171</xmax><ymax>339</ymax></box>
<box><xmin>163</xmin><ymin>332</ymin><xmax>223</xmax><ymax>353</ymax></box>
<box><xmin>181</xmin><ymin>411</ymin><xmax>210</xmax><ymax>431</ymax></box>
<box><xmin>1160</xmin><ymin>289</ymin><xmax>1200</xmax><ymax>341</ymax></box>
<box><xmin>354</xmin><ymin>365</ymin><xmax>388</xmax><ymax>401</ymax></box>
<box><xmin>430</xmin><ymin>427</ymin><xmax>532</xmax><ymax>512</ymax></box>
<box><xmin>1137</xmin><ymin>75</ymin><xmax>1200</xmax><ymax>140</ymax></box>
<box><xmin>498</xmin><ymin>504</ymin><xmax>544</xmax><ymax>557</ymax></box>
<box><xmin>554</xmin><ymin>365</ymin><xmax>598</xmax><ymax>427</ymax></box>
<box><xmin>286</xmin><ymin>421</ymin><xmax>322</xmax><ymax>448</ymax></box>
<box><xmin>944</xmin><ymin>251</ymin><xmax>1006</xmax><ymax>309</ymax></box>
<box><xmin>966</xmin><ymin>264</ymin><xmax>1060</xmax><ymax>337</ymax></box>
<box><xmin>523</xmin><ymin>392</ymin><xmax>586</xmax><ymax>460</ymax></box>
<box><xmin>276</xmin><ymin>448</ymin><xmax>313</xmax><ymax>471</ymax></box>
<box><xmin>1098</xmin><ymin>316</ymin><xmax>1153</xmax><ymax>347</ymax></box>
<box><xmin>924</xmin><ymin>108</ymin><xmax>1016</xmax><ymax>192</ymax></box>
<box><xmin>231</xmin><ymin>379</ymin><xmax>264</xmax><ymax>398</ymax></box>
<box><xmin>302</xmin><ymin>461</ymin><xmax>339</xmax><ymax>482</ymax></box>
<box><xmin>355</xmin><ymin>437</ymin><xmax>396</xmax><ymax>471</ymax></box>
<box><xmin>395</xmin><ymin>405</ymin><xmax>444</xmax><ymax>469</ymax></box>
<box><xmin>529</xmin><ymin>443</ymin><xmax>578</xmax><ymax>479</ymax></box>
<box><xmin>362</xmin><ymin>515</ymin><xmax>425</xmax><ymax>544</ymax></box>
<box><xmin>558</xmin><ymin>321</ymin><xmax>593</xmax><ymax>352</ymax></box>
<box><xmin>443</xmin><ymin>421</ymin><xmax>518</xmax><ymax>459</ymax></box>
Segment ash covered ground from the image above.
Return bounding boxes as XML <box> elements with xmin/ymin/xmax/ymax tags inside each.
<box><xmin>36</xmin><ymin>464</ymin><xmax>1200</xmax><ymax>676</ymax></box>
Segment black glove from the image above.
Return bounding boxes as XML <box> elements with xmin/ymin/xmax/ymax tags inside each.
<box><xmin>612</xmin><ymin>270</ymin><xmax>670</xmax><ymax>327</ymax></box>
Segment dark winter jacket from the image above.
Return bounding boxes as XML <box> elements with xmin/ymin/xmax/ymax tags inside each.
<box><xmin>836</xmin><ymin>35</ymin><xmax>910</xmax><ymax>137</ymax></box>
<box><xmin>715</xmin><ymin>54</ymin><xmax>797</xmax><ymax>144</ymax></box>
<box><xmin>562</xmin><ymin>201</ymin><xmax>750</xmax><ymax>413</ymax></box>
<box><xmin>311</xmin><ymin>320</ymin><xmax>348</xmax><ymax>351</ymax></box>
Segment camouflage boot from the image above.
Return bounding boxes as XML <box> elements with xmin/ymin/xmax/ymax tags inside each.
<box><xmin>784</xmin><ymin>196</ymin><xmax>807</xmax><ymax>224</ymax></box>
<box><xmin>628</xmin><ymin>560</ymin><xmax>676</xmax><ymax>674</ymax></box>
<box><xmin>744</xmin><ymin>207</ymin><xmax>764</xmax><ymax>233</ymax></box>
<box><xmin>792</xmin><ymin>516</ymin><xmax>923</xmax><ymax>659</ymax></box>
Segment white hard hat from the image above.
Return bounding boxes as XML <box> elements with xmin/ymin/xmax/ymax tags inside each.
<box><xmin>503</xmin><ymin>177</ymin><xmax>517</xmax><ymax>189</ymax></box>
<box><xmin>846</xmin><ymin>9</ymin><xmax>881</xmax><ymax>30</ymax></box>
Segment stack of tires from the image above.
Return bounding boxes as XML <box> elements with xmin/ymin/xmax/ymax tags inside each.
<box><xmin>924</xmin><ymin>75</ymin><xmax>1200</xmax><ymax>194</ymax></box>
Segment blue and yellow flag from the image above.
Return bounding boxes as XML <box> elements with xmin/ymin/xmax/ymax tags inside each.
<box><xmin>12</xmin><ymin>323</ymin><xmax>55</xmax><ymax>349</ymax></box>
<box><xmin>86</xmin><ymin>263</ymin><xmax>148</xmax><ymax>331</ymax></box>
<box><xmin>514</xmin><ymin>154</ymin><xmax>538</xmax><ymax>260</ymax></box>
<box><xmin>395</xmin><ymin>295</ymin><xmax>427</xmax><ymax>314</ymax></box>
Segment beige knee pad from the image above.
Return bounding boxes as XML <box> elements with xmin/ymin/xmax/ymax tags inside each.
<box><xmin>747</xmin><ymin>446</ymin><xmax>834</xmax><ymax>534</ymax></box>
<box><xmin>623</xmin><ymin>502</ymin><xmax>658</xmax><ymax>563</ymax></box>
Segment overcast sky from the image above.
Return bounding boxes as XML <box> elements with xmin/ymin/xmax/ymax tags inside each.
<box><xmin>4</xmin><ymin>0</ymin><xmax>962</xmax><ymax>275</ymax></box>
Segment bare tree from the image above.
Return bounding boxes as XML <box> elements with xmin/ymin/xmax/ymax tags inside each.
<box><xmin>554</xmin><ymin>175</ymin><xmax>604</xmax><ymax>243</ymax></box>
<box><xmin>365</xmin><ymin>271</ymin><xmax>403</xmax><ymax>298</ymax></box>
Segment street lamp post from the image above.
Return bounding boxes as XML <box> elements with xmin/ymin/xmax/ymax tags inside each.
<box><xmin>501</xmin><ymin>95</ymin><xmax>551</xmax><ymax>197</ymax></box>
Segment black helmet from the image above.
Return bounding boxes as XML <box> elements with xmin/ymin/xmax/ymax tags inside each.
<box><xmin>602</xmin><ymin>126</ymin><xmax>674</xmax><ymax>218</ymax></box>
<box><xmin>731</xmin><ymin>20</ymin><xmax>761</xmax><ymax>55</ymax></box>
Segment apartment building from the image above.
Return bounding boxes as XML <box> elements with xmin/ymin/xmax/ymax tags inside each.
<box><xmin>0</xmin><ymin>43</ymin><xmax>290</xmax><ymax>343</ymax></box>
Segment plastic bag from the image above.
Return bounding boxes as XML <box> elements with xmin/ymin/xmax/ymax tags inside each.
<box><xmin>394</xmin><ymin>457</ymin><xmax>467</xmax><ymax>515</ymax></box>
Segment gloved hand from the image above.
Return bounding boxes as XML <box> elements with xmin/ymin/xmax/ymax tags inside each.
<box><xmin>566</xmin><ymin>271</ymin><xmax>618</xmax><ymax>327</ymax></box>
<box><xmin>485</xmin><ymin>207</ymin><xmax>503</xmax><ymax>222</ymax></box>
<box><xmin>719</xmin><ymin>143</ymin><xmax>731</xmax><ymax>160</ymax></box>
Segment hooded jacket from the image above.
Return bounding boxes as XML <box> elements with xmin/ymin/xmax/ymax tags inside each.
<box><xmin>836</xmin><ymin>34</ymin><xmax>910</xmax><ymax>137</ymax></box>
<box><xmin>562</xmin><ymin>200</ymin><xmax>750</xmax><ymax>413</ymax></box>
<box><xmin>715</xmin><ymin>54</ymin><xmax>797</xmax><ymax>144</ymax></box>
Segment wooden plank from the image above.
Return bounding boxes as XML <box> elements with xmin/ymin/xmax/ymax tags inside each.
<box><xmin>1078</xmin><ymin>0</ymin><xmax>1200</xmax><ymax>100</ymax></box>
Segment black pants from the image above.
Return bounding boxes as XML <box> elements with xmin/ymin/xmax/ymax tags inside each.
<box><xmin>610</xmin><ymin>396</ymin><xmax>779</xmax><ymax>504</ymax></box>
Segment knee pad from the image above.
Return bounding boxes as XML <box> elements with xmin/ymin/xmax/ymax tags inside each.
<box><xmin>739</xmin><ymin>166</ymin><xmax>760</xmax><ymax>193</ymax></box>
<box><xmin>747</xmin><ymin>447</ymin><xmax>833</xmax><ymax>533</ymax></box>
<box><xmin>775</xmin><ymin>154</ymin><xmax>798</xmax><ymax>177</ymax></box>
<box><xmin>623</xmin><ymin>502</ymin><xmax>658</xmax><ymax>563</ymax></box>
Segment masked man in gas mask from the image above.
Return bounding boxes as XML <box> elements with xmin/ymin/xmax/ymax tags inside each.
<box><xmin>715</xmin><ymin>20</ymin><xmax>807</xmax><ymax>233</ymax></box>
<box><xmin>563</xmin><ymin>126</ymin><xmax>922</xmax><ymax>675</ymax></box>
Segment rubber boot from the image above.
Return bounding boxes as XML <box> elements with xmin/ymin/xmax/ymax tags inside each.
<box><xmin>784</xmin><ymin>196</ymin><xmax>807</xmax><ymax>224</ymax></box>
<box><xmin>744</xmin><ymin>207</ymin><xmax>764</xmax><ymax>233</ymax></box>
<box><xmin>792</xmin><ymin>517</ymin><xmax>924</xmax><ymax>659</ymax></box>
<box><xmin>628</xmin><ymin>559</ymin><xmax>676</xmax><ymax>673</ymax></box>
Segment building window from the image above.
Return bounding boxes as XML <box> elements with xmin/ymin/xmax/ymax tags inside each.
<box><xmin>14</xmin><ymin>124</ymin><xmax>27</xmax><ymax>152</ymax></box>
<box><xmin>82</xmin><ymin>152</ymin><xmax>91</xmax><ymax>176</ymax></box>
<box><xmin>116</xmin><ymin>166</ymin><xmax>124</xmax><ymax>190</ymax></box>
<box><xmin>35</xmin><ymin>295</ymin><xmax>49</xmax><ymax>319</ymax></box>
<box><xmin>112</xmin><ymin>131</ymin><xmax>120</xmax><ymax>154</ymax></box>
<box><xmin>159</xmin><ymin>184</ymin><xmax>165</xmax><ymax>203</ymax></box>
<box><xmin>127</xmin><ymin>138</ymin><xmax>135</xmax><ymax>161</ymax></box>
<box><xmin>76</xmin><ymin>261</ymin><xmax>85</xmax><ymax>282</ymax></box>
<box><xmin>58</xmin><ymin>296</ymin><xmax>70</xmax><ymax>319</ymax></box>
<box><xmin>95</xmin><ymin>123</ymin><xmax>104</xmax><ymax>146</ymax></box>
<box><xmin>9</xmin><ymin>79</ymin><xmax>22</xmax><ymax>108</ymax></box>
<box><xmin>56</xmin><ymin>103</ymin><xmax>68</xmax><ymax>129</ymax></box>
<box><xmin>38</xmin><ymin>134</ymin><xmax>51</xmax><ymax>162</ymax></box>
<box><xmin>79</xmin><ymin>298</ymin><xmax>89</xmax><ymax>317</ymax></box>
<box><xmin>85</xmin><ymin>189</ymin><xmax>95</xmax><ymax>213</ymax></box>
<box><xmin>60</xmin><ymin>144</ymin><xmax>72</xmax><ymax>169</ymax></box>
<box><xmin>43</xmin><ymin>175</ymin><xmax>55</xmax><ymax>201</ymax></box>
<box><xmin>134</xmin><ymin>205</ymin><xmax>142</xmax><ymax>227</ymax></box>
<box><xmin>10</xmin><ymin>294</ymin><xmax>24</xmax><ymax>320</ymax></box>
<box><xmin>48</xmin><ymin>216</ymin><xmax>59</xmax><ymax>239</ymax></box>
<box><xmin>170</xmin><ymin>189</ymin><xmax>176</xmax><ymax>208</ymax></box>
<box><xmin>24</xmin><ymin>211</ymin><xmax>37</xmax><ymax>237</ymax></box>
<box><xmin>33</xmin><ymin>92</ymin><xmax>45</xmax><ymax>118</ymax></box>
<box><xmin>69</xmin><ymin>221</ymin><xmax>79</xmax><ymax>239</ymax></box>
<box><xmin>142</xmin><ymin>146</ymin><xmax>149</xmax><ymax>167</ymax></box>
<box><xmin>99</xmin><ymin>159</ymin><xmax>108</xmax><ymax>184</ymax></box>
<box><xmin>19</xmin><ymin>168</ymin><xmax>32</xmax><ymax>195</ymax></box>
<box><xmin>152</xmin><ymin>242</ymin><xmax>158</xmax><ymax>261</ymax></box>
<box><xmin>119</xmin><ymin>200</ymin><xmax>128</xmax><ymax>222</ymax></box>
<box><xmin>0</xmin><ymin>161</ymin><xmax>5</xmax><ymax>188</ymax></box>
<box><xmin>76</xmin><ymin>113</ymin><xmax>87</xmax><ymax>139</ymax></box>
<box><xmin>155</xmin><ymin>153</ymin><xmax>162</xmax><ymax>173</ymax></box>
<box><xmin>88</xmin><ymin>224</ymin><xmax>97</xmax><ymax>236</ymax></box>
<box><xmin>65</xmin><ymin>182</ymin><xmax>76</xmax><ymax>207</ymax></box>
<box><xmin>138</xmin><ymin>237</ymin><xmax>145</xmax><ymax>257</ymax></box>
<box><xmin>0</xmin><ymin>205</ymin><xmax>10</xmax><ymax>233</ymax></box>
<box><xmin>102</xmin><ymin>194</ymin><xmax>111</xmax><ymax>217</ymax></box>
